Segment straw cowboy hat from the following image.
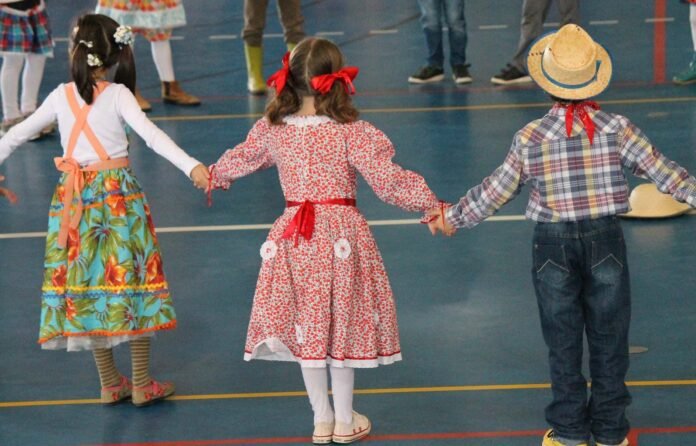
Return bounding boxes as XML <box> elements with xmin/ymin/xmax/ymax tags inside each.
<box><xmin>621</xmin><ymin>183</ymin><xmax>691</xmax><ymax>218</ymax></box>
<box><xmin>527</xmin><ymin>24</ymin><xmax>613</xmax><ymax>100</ymax></box>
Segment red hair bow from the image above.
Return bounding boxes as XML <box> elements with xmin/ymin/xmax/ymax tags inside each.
<box><xmin>564</xmin><ymin>101</ymin><xmax>600</xmax><ymax>144</ymax></box>
<box><xmin>310</xmin><ymin>67</ymin><xmax>359</xmax><ymax>95</ymax></box>
<box><xmin>267</xmin><ymin>52</ymin><xmax>291</xmax><ymax>94</ymax></box>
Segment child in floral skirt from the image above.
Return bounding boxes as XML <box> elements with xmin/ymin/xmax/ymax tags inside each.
<box><xmin>0</xmin><ymin>14</ymin><xmax>209</xmax><ymax>406</ymax></box>
<box><xmin>209</xmin><ymin>38</ymin><xmax>442</xmax><ymax>444</ymax></box>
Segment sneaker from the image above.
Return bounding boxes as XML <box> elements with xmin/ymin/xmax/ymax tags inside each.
<box><xmin>312</xmin><ymin>421</ymin><xmax>335</xmax><ymax>445</ymax></box>
<box><xmin>452</xmin><ymin>64</ymin><xmax>473</xmax><ymax>84</ymax></box>
<box><xmin>491</xmin><ymin>63</ymin><xmax>533</xmax><ymax>85</ymax></box>
<box><xmin>132</xmin><ymin>380</ymin><xmax>175</xmax><ymax>407</ymax></box>
<box><xmin>0</xmin><ymin>116</ymin><xmax>24</xmax><ymax>137</ymax></box>
<box><xmin>332</xmin><ymin>411</ymin><xmax>371</xmax><ymax>444</ymax></box>
<box><xmin>542</xmin><ymin>430</ymin><xmax>588</xmax><ymax>446</ymax></box>
<box><xmin>673</xmin><ymin>55</ymin><xmax>696</xmax><ymax>85</ymax></box>
<box><xmin>100</xmin><ymin>375</ymin><xmax>132</xmax><ymax>405</ymax></box>
<box><xmin>596</xmin><ymin>439</ymin><xmax>629</xmax><ymax>446</ymax></box>
<box><xmin>408</xmin><ymin>65</ymin><xmax>445</xmax><ymax>84</ymax></box>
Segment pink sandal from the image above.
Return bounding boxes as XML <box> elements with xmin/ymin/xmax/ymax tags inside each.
<box><xmin>100</xmin><ymin>376</ymin><xmax>132</xmax><ymax>405</ymax></box>
<box><xmin>132</xmin><ymin>380</ymin><xmax>175</xmax><ymax>407</ymax></box>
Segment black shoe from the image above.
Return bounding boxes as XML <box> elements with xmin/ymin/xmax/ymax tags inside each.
<box><xmin>491</xmin><ymin>64</ymin><xmax>533</xmax><ymax>85</ymax></box>
<box><xmin>408</xmin><ymin>65</ymin><xmax>445</xmax><ymax>84</ymax></box>
<box><xmin>452</xmin><ymin>64</ymin><xmax>473</xmax><ymax>84</ymax></box>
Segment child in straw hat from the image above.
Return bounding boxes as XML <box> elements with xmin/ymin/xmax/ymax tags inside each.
<box><xmin>427</xmin><ymin>24</ymin><xmax>696</xmax><ymax>446</ymax></box>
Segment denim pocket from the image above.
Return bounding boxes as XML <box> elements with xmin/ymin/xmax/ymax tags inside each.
<box><xmin>534</xmin><ymin>243</ymin><xmax>569</xmax><ymax>284</ymax></box>
<box><xmin>591</xmin><ymin>238</ymin><xmax>625</xmax><ymax>284</ymax></box>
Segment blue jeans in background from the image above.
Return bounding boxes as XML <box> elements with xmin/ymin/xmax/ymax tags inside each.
<box><xmin>417</xmin><ymin>0</ymin><xmax>468</xmax><ymax>68</ymax></box>
<box><xmin>532</xmin><ymin>216</ymin><xmax>632</xmax><ymax>445</ymax></box>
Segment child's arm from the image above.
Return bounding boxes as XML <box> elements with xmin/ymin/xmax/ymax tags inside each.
<box><xmin>347</xmin><ymin>122</ymin><xmax>439</xmax><ymax>212</ymax></box>
<box><xmin>115</xmin><ymin>86</ymin><xmax>204</xmax><ymax>182</ymax></box>
<box><xmin>619</xmin><ymin>120</ymin><xmax>696</xmax><ymax>207</ymax></box>
<box><xmin>0</xmin><ymin>175</ymin><xmax>17</xmax><ymax>204</ymax></box>
<box><xmin>208</xmin><ymin>119</ymin><xmax>275</xmax><ymax>191</ymax></box>
<box><xmin>0</xmin><ymin>90</ymin><xmax>57</xmax><ymax>165</ymax></box>
<box><xmin>445</xmin><ymin>139</ymin><xmax>527</xmax><ymax>229</ymax></box>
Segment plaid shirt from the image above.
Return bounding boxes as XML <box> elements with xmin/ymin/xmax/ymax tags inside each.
<box><xmin>446</xmin><ymin>105</ymin><xmax>696</xmax><ymax>228</ymax></box>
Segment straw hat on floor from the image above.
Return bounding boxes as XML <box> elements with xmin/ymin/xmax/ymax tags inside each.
<box><xmin>620</xmin><ymin>183</ymin><xmax>691</xmax><ymax>218</ymax></box>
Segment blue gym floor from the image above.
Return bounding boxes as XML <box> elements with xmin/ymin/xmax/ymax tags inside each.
<box><xmin>0</xmin><ymin>1</ymin><xmax>694</xmax><ymax>445</ymax></box>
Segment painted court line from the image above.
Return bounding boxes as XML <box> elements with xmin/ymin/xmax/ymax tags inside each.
<box><xmin>645</xmin><ymin>17</ymin><xmax>674</xmax><ymax>23</ymax></box>
<box><xmin>2</xmin><ymin>380</ymin><xmax>695</xmax><ymax>408</ymax></box>
<box><xmin>369</xmin><ymin>29</ymin><xmax>398</xmax><ymax>34</ymax></box>
<box><xmin>209</xmin><ymin>35</ymin><xmax>238</xmax><ymax>40</ymax></box>
<box><xmin>140</xmin><ymin>96</ymin><xmax>696</xmax><ymax>123</ymax></box>
<box><xmin>589</xmin><ymin>20</ymin><xmax>619</xmax><ymax>26</ymax></box>
<box><xmin>479</xmin><ymin>24</ymin><xmax>508</xmax><ymax>30</ymax></box>
<box><xmin>0</xmin><ymin>216</ymin><xmax>526</xmax><ymax>240</ymax></box>
<box><xmin>77</xmin><ymin>426</ymin><xmax>696</xmax><ymax>446</ymax></box>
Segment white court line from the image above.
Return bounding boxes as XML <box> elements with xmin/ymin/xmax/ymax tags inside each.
<box><xmin>0</xmin><ymin>216</ymin><xmax>527</xmax><ymax>240</ymax></box>
<box><xmin>2</xmin><ymin>212</ymin><xmax>694</xmax><ymax>240</ymax></box>
<box><xmin>543</xmin><ymin>22</ymin><xmax>560</xmax><ymax>28</ymax></box>
<box><xmin>209</xmin><ymin>35</ymin><xmax>238</xmax><ymax>40</ymax></box>
<box><xmin>479</xmin><ymin>25</ymin><xmax>508</xmax><ymax>30</ymax></box>
<box><xmin>645</xmin><ymin>17</ymin><xmax>674</xmax><ymax>23</ymax></box>
<box><xmin>589</xmin><ymin>20</ymin><xmax>619</xmax><ymax>26</ymax></box>
<box><xmin>53</xmin><ymin>37</ymin><xmax>69</xmax><ymax>43</ymax></box>
<box><xmin>316</xmin><ymin>31</ymin><xmax>345</xmax><ymax>37</ymax></box>
<box><xmin>369</xmin><ymin>29</ymin><xmax>398</xmax><ymax>35</ymax></box>
<box><xmin>264</xmin><ymin>33</ymin><xmax>285</xmax><ymax>38</ymax></box>
<box><xmin>169</xmin><ymin>36</ymin><xmax>185</xmax><ymax>41</ymax></box>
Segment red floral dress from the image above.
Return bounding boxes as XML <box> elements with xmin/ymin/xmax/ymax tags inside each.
<box><xmin>211</xmin><ymin>115</ymin><xmax>439</xmax><ymax>368</ymax></box>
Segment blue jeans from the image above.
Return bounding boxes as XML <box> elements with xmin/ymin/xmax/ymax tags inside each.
<box><xmin>418</xmin><ymin>0</ymin><xmax>468</xmax><ymax>68</ymax></box>
<box><xmin>532</xmin><ymin>217</ymin><xmax>631</xmax><ymax>445</ymax></box>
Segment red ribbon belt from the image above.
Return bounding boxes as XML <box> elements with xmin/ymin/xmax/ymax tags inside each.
<box><xmin>282</xmin><ymin>198</ymin><xmax>356</xmax><ymax>246</ymax></box>
<box><xmin>564</xmin><ymin>101</ymin><xmax>600</xmax><ymax>144</ymax></box>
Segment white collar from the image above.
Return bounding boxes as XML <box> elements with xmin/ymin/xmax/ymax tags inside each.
<box><xmin>282</xmin><ymin>115</ymin><xmax>334</xmax><ymax>127</ymax></box>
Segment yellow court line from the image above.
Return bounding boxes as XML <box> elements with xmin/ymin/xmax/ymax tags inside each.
<box><xmin>149</xmin><ymin>96</ymin><xmax>696</xmax><ymax>122</ymax></box>
<box><xmin>2</xmin><ymin>380</ymin><xmax>695</xmax><ymax>408</ymax></box>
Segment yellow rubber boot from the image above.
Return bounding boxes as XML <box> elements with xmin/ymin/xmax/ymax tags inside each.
<box><xmin>244</xmin><ymin>45</ymin><xmax>266</xmax><ymax>95</ymax></box>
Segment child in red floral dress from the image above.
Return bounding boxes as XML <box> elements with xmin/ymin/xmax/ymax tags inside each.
<box><xmin>209</xmin><ymin>38</ymin><xmax>441</xmax><ymax>444</ymax></box>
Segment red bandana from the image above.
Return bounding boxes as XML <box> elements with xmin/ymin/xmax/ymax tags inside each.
<box><xmin>310</xmin><ymin>67</ymin><xmax>359</xmax><ymax>95</ymax></box>
<box><xmin>267</xmin><ymin>52</ymin><xmax>291</xmax><ymax>94</ymax></box>
<box><xmin>562</xmin><ymin>101</ymin><xmax>600</xmax><ymax>144</ymax></box>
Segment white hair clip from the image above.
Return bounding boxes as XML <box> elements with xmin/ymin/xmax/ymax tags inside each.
<box><xmin>113</xmin><ymin>25</ymin><xmax>134</xmax><ymax>48</ymax></box>
<box><xmin>78</xmin><ymin>40</ymin><xmax>93</xmax><ymax>48</ymax></box>
<box><xmin>86</xmin><ymin>53</ymin><xmax>103</xmax><ymax>67</ymax></box>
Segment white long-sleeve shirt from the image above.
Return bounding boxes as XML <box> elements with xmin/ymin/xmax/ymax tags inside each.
<box><xmin>0</xmin><ymin>82</ymin><xmax>200</xmax><ymax>176</ymax></box>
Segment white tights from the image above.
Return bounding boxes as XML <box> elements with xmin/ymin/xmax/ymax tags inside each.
<box><xmin>150</xmin><ymin>40</ymin><xmax>175</xmax><ymax>82</ymax></box>
<box><xmin>1</xmin><ymin>53</ymin><xmax>46</xmax><ymax>120</ymax></box>
<box><xmin>301</xmin><ymin>366</ymin><xmax>355</xmax><ymax>425</ymax></box>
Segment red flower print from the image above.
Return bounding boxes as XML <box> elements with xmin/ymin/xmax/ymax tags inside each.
<box><xmin>67</xmin><ymin>229</ymin><xmax>80</xmax><ymax>262</ymax></box>
<box><xmin>83</xmin><ymin>171</ymin><xmax>98</xmax><ymax>185</ymax></box>
<box><xmin>104</xmin><ymin>255</ymin><xmax>127</xmax><ymax>286</ymax></box>
<box><xmin>65</xmin><ymin>298</ymin><xmax>77</xmax><ymax>321</ymax></box>
<box><xmin>105</xmin><ymin>194</ymin><xmax>127</xmax><ymax>217</ymax></box>
<box><xmin>146</xmin><ymin>252</ymin><xmax>164</xmax><ymax>284</ymax></box>
<box><xmin>51</xmin><ymin>265</ymin><xmax>67</xmax><ymax>287</ymax></box>
<box><xmin>104</xmin><ymin>177</ymin><xmax>121</xmax><ymax>192</ymax></box>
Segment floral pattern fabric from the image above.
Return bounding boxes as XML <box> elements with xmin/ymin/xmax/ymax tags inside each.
<box><xmin>211</xmin><ymin>116</ymin><xmax>439</xmax><ymax>368</ymax></box>
<box><xmin>39</xmin><ymin>167</ymin><xmax>176</xmax><ymax>349</ymax></box>
<box><xmin>96</xmin><ymin>0</ymin><xmax>186</xmax><ymax>41</ymax></box>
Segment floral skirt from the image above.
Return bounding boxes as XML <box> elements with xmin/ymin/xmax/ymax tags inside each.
<box><xmin>0</xmin><ymin>1</ymin><xmax>53</xmax><ymax>56</ymax></box>
<box><xmin>39</xmin><ymin>167</ymin><xmax>176</xmax><ymax>351</ymax></box>
<box><xmin>96</xmin><ymin>0</ymin><xmax>186</xmax><ymax>39</ymax></box>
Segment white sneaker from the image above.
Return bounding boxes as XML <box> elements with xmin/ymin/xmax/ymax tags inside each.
<box><xmin>312</xmin><ymin>421</ymin><xmax>334</xmax><ymax>444</ymax></box>
<box><xmin>332</xmin><ymin>411</ymin><xmax>371</xmax><ymax>444</ymax></box>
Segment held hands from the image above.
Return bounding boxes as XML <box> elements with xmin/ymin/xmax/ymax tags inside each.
<box><xmin>190</xmin><ymin>164</ymin><xmax>210</xmax><ymax>191</ymax></box>
<box><xmin>424</xmin><ymin>204</ymin><xmax>456</xmax><ymax>236</ymax></box>
<box><xmin>0</xmin><ymin>175</ymin><xmax>17</xmax><ymax>204</ymax></box>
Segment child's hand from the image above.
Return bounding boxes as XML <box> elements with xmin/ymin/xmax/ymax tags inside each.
<box><xmin>0</xmin><ymin>176</ymin><xmax>17</xmax><ymax>204</ymax></box>
<box><xmin>190</xmin><ymin>164</ymin><xmax>210</xmax><ymax>190</ymax></box>
<box><xmin>425</xmin><ymin>206</ymin><xmax>456</xmax><ymax>237</ymax></box>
